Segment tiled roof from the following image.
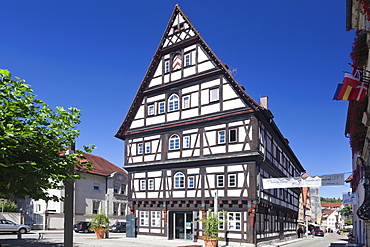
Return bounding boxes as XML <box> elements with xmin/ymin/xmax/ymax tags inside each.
<box><xmin>80</xmin><ymin>153</ymin><xmax>126</xmax><ymax>177</ymax></box>
<box><xmin>321</xmin><ymin>202</ymin><xmax>342</xmax><ymax>207</ymax></box>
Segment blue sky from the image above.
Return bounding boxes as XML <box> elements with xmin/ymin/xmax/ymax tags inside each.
<box><xmin>1</xmin><ymin>1</ymin><xmax>353</xmax><ymax>198</ymax></box>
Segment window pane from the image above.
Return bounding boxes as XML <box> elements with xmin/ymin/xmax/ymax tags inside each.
<box><xmin>183</xmin><ymin>136</ymin><xmax>190</xmax><ymax>148</ymax></box>
<box><xmin>210</xmin><ymin>88</ymin><xmax>219</xmax><ymax>102</ymax></box>
<box><xmin>182</xmin><ymin>95</ymin><xmax>190</xmax><ymax>109</ymax></box>
<box><xmin>148</xmin><ymin>104</ymin><xmax>155</xmax><ymax>115</ymax></box>
<box><xmin>229</xmin><ymin>129</ymin><xmax>237</xmax><ymax>142</ymax></box>
<box><xmin>174</xmin><ymin>172</ymin><xmax>185</xmax><ymax>188</ymax></box>
<box><xmin>138</xmin><ymin>143</ymin><xmax>143</xmax><ymax>154</ymax></box>
<box><xmin>159</xmin><ymin>101</ymin><xmax>165</xmax><ymax>114</ymax></box>
<box><xmin>188</xmin><ymin>176</ymin><xmax>194</xmax><ymax>188</ymax></box>
<box><xmin>169</xmin><ymin>94</ymin><xmax>179</xmax><ymax>111</ymax></box>
<box><xmin>218</xmin><ymin>130</ymin><xmax>226</xmax><ymax>144</ymax></box>
<box><xmin>169</xmin><ymin>135</ymin><xmax>180</xmax><ymax>150</ymax></box>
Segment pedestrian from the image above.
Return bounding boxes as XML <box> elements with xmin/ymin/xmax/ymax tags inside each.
<box><xmin>311</xmin><ymin>229</ymin><xmax>315</xmax><ymax>238</ymax></box>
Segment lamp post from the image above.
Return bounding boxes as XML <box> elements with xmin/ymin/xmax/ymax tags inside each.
<box><xmin>1</xmin><ymin>198</ymin><xmax>4</xmax><ymax>217</ymax></box>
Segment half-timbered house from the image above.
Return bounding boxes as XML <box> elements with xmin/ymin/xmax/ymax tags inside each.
<box><xmin>115</xmin><ymin>5</ymin><xmax>305</xmax><ymax>246</ymax></box>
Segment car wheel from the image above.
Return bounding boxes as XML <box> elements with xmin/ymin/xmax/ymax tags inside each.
<box><xmin>18</xmin><ymin>228</ymin><xmax>27</xmax><ymax>234</ymax></box>
<box><xmin>83</xmin><ymin>229</ymin><xmax>89</xmax><ymax>233</ymax></box>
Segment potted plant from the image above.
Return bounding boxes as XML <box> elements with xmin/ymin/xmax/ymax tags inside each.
<box><xmin>194</xmin><ymin>209</ymin><xmax>225</xmax><ymax>247</ymax></box>
<box><xmin>89</xmin><ymin>213</ymin><xmax>110</xmax><ymax>239</ymax></box>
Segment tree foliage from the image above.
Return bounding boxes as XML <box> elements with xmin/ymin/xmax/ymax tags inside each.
<box><xmin>320</xmin><ymin>197</ymin><xmax>342</xmax><ymax>203</ymax></box>
<box><xmin>0</xmin><ymin>199</ymin><xmax>18</xmax><ymax>212</ymax></box>
<box><xmin>340</xmin><ymin>205</ymin><xmax>353</xmax><ymax>217</ymax></box>
<box><xmin>0</xmin><ymin>69</ymin><xmax>94</xmax><ymax>201</ymax></box>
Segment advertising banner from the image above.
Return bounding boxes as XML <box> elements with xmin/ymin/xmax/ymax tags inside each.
<box><xmin>262</xmin><ymin>176</ymin><xmax>322</xmax><ymax>189</ymax></box>
<box><xmin>319</xmin><ymin>173</ymin><xmax>344</xmax><ymax>186</ymax></box>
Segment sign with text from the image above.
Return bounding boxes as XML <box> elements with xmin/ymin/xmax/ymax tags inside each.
<box><xmin>262</xmin><ymin>176</ymin><xmax>322</xmax><ymax>189</ymax></box>
<box><xmin>319</xmin><ymin>173</ymin><xmax>344</xmax><ymax>186</ymax></box>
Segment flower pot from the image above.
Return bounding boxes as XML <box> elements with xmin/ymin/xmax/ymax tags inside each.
<box><xmin>95</xmin><ymin>230</ymin><xmax>105</xmax><ymax>239</ymax></box>
<box><xmin>204</xmin><ymin>238</ymin><xmax>218</xmax><ymax>247</ymax></box>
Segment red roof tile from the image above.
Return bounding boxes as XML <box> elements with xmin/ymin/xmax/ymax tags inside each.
<box><xmin>80</xmin><ymin>153</ymin><xmax>126</xmax><ymax>177</ymax></box>
<box><xmin>321</xmin><ymin>202</ymin><xmax>342</xmax><ymax>207</ymax></box>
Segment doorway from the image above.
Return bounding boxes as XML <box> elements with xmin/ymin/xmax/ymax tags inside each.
<box><xmin>174</xmin><ymin>212</ymin><xmax>193</xmax><ymax>240</ymax></box>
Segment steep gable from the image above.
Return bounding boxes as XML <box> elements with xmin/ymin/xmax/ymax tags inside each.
<box><xmin>116</xmin><ymin>5</ymin><xmax>261</xmax><ymax>140</ymax></box>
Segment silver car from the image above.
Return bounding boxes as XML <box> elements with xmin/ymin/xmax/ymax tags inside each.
<box><xmin>0</xmin><ymin>219</ymin><xmax>31</xmax><ymax>233</ymax></box>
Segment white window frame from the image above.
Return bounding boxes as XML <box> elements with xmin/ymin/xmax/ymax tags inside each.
<box><xmin>210</xmin><ymin>88</ymin><xmax>219</xmax><ymax>102</ymax></box>
<box><xmin>158</xmin><ymin>101</ymin><xmax>165</xmax><ymax>114</ymax></box>
<box><xmin>148</xmin><ymin>104</ymin><xmax>155</xmax><ymax>116</ymax></box>
<box><xmin>151</xmin><ymin>211</ymin><xmax>161</xmax><ymax>227</ymax></box>
<box><xmin>185</xmin><ymin>53</ymin><xmax>191</xmax><ymax>67</ymax></box>
<box><xmin>188</xmin><ymin>176</ymin><xmax>194</xmax><ymax>188</ymax></box>
<box><xmin>228</xmin><ymin>212</ymin><xmax>241</xmax><ymax>230</ymax></box>
<box><xmin>169</xmin><ymin>134</ymin><xmax>180</xmax><ymax>150</ymax></box>
<box><xmin>140</xmin><ymin>211</ymin><xmax>149</xmax><ymax>226</ymax></box>
<box><xmin>138</xmin><ymin>143</ymin><xmax>143</xmax><ymax>155</ymax></box>
<box><xmin>218</xmin><ymin>130</ymin><xmax>226</xmax><ymax>144</ymax></box>
<box><xmin>217</xmin><ymin>175</ymin><xmax>224</xmax><ymax>187</ymax></box>
<box><xmin>145</xmin><ymin>142</ymin><xmax>151</xmax><ymax>154</ymax></box>
<box><xmin>228</xmin><ymin>174</ymin><xmax>236</xmax><ymax>187</ymax></box>
<box><xmin>182</xmin><ymin>95</ymin><xmax>190</xmax><ymax>109</ymax></box>
<box><xmin>183</xmin><ymin>136</ymin><xmax>190</xmax><ymax>149</ymax></box>
<box><xmin>229</xmin><ymin>128</ymin><xmax>237</xmax><ymax>143</ymax></box>
<box><xmin>140</xmin><ymin>180</ymin><xmax>146</xmax><ymax>190</ymax></box>
<box><xmin>174</xmin><ymin>172</ymin><xmax>185</xmax><ymax>188</ymax></box>
<box><xmin>148</xmin><ymin>179</ymin><xmax>154</xmax><ymax>190</ymax></box>
<box><xmin>168</xmin><ymin>94</ymin><xmax>179</xmax><ymax>112</ymax></box>
<box><xmin>165</xmin><ymin>60</ymin><xmax>170</xmax><ymax>73</ymax></box>
<box><xmin>120</xmin><ymin>184</ymin><xmax>126</xmax><ymax>195</ymax></box>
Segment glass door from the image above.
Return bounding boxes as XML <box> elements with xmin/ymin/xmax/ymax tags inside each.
<box><xmin>174</xmin><ymin>212</ymin><xmax>193</xmax><ymax>240</ymax></box>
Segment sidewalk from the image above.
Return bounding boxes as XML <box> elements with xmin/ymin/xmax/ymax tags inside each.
<box><xmin>0</xmin><ymin>231</ymin><xmax>307</xmax><ymax>247</ymax></box>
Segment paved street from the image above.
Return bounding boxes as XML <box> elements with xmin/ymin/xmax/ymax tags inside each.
<box><xmin>0</xmin><ymin>231</ymin><xmax>350</xmax><ymax>247</ymax></box>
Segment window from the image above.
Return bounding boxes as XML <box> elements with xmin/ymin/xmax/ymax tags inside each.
<box><xmin>228</xmin><ymin>174</ymin><xmax>236</xmax><ymax>187</ymax></box>
<box><xmin>183</xmin><ymin>136</ymin><xmax>190</xmax><ymax>148</ymax></box>
<box><xmin>188</xmin><ymin>176</ymin><xmax>194</xmax><ymax>188</ymax></box>
<box><xmin>121</xmin><ymin>184</ymin><xmax>126</xmax><ymax>195</ymax></box>
<box><xmin>217</xmin><ymin>175</ymin><xmax>224</xmax><ymax>187</ymax></box>
<box><xmin>148</xmin><ymin>179</ymin><xmax>154</xmax><ymax>190</ymax></box>
<box><xmin>140</xmin><ymin>180</ymin><xmax>146</xmax><ymax>190</ymax></box>
<box><xmin>120</xmin><ymin>203</ymin><xmax>126</xmax><ymax>216</ymax></box>
<box><xmin>182</xmin><ymin>95</ymin><xmax>190</xmax><ymax>109</ymax></box>
<box><xmin>113</xmin><ymin>202</ymin><xmax>119</xmax><ymax>216</ymax></box>
<box><xmin>148</xmin><ymin>104</ymin><xmax>155</xmax><ymax>116</ymax></box>
<box><xmin>218</xmin><ymin>212</ymin><xmax>225</xmax><ymax>230</ymax></box>
<box><xmin>114</xmin><ymin>183</ymin><xmax>119</xmax><ymax>194</ymax></box>
<box><xmin>145</xmin><ymin>142</ymin><xmax>151</xmax><ymax>154</ymax></box>
<box><xmin>151</xmin><ymin>211</ymin><xmax>161</xmax><ymax>227</ymax></box>
<box><xmin>138</xmin><ymin>143</ymin><xmax>143</xmax><ymax>154</ymax></box>
<box><xmin>185</xmin><ymin>53</ymin><xmax>191</xmax><ymax>67</ymax></box>
<box><xmin>174</xmin><ymin>172</ymin><xmax>185</xmax><ymax>188</ymax></box>
<box><xmin>228</xmin><ymin>212</ymin><xmax>241</xmax><ymax>230</ymax></box>
<box><xmin>169</xmin><ymin>134</ymin><xmax>180</xmax><ymax>150</ymax></box>
<box><xmin>140</xmin><ymin>211</ymin><xmax>149</xmax><ymax>226</ymax></box>
<box><xmin>168</xmin><ymin>94</ymin><xmax>179</xmax><ymax>111</ymax></box>
<box><xmin>165</xmin><ymin>61</ymin><xmax>170</xmax><ymax>73</ymax></box>
<box><xmin>218</xmin><ymin>130</ymin><xmax>226</xmax><ymax>144</ymax></box>
<box><xmin>210</xmin><ymin>88</ymin><xmax>219</xmax><ymax>102</ymax></box>
<box><xmin>93</xmin><ymin>182</ymin><xmax>100</xmax><ymax>191</ymax></box>
<box><xmin>158</xmin><ymin>101</ymin><xmax>165</xmax><ymax>114</ymax></box>
<box><xmin>229</xmin><ymin>129</ymin><xmax>237</xmax><ymax>143</ymax></box>
<box><xmin>92</xmin><ymin>201</ymin><xmax>100</xmax><ymax>214</ymax></box>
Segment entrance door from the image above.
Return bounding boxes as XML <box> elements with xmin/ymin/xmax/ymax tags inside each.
<box><xmin>174</xmin><ymin>212</ymin><xmax>193</xmax><ymax>240</ymax></box>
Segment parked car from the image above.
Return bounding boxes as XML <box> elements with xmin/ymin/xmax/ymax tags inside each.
<box><xmin>73</xmin><ymin>221</ymin><xmax>92</xmax><ymax>233</ymax></box>
<box><xmin>0</xmin><ymin>219</ymin><xmax>31</xmax><ymax>234</ymax></box>
<box><xmin>314</xmin><ymin>230</ymin><xmax>325</xmax><ymax>237</ymax></box>
<box><xmin>109</xmin><ymin>222</ymin><xmax>126</xmax><ymax>233</ymax></box>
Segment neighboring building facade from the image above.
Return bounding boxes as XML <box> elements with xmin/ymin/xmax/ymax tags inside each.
<box><xmin>345</xmin><ymin>0</ymin><xmax>370</xmax><ymax>245</ymax></box>
<box><xmin>115</xmin><ymin>5</ymin><xmax>305</xmax><ymax>246</ymax></box>
<box><xmin>17</xmin><ymin>153</ymin><xmax>128</xmax><ymax>229</ymax></box>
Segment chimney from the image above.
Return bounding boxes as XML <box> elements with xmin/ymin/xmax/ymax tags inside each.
<box><xmin>260</xmin><ymin>96</ymin><xmax>268</xmax><ymax>109</ymax></box>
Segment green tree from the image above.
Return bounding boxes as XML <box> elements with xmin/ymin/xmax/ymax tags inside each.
<box><xmin>0</xmin><ymin>69</ymin><xmax>94</xmax><ymax>201</ymax></box>
<box><xmin>345</xmin><ymin>219</ymin><xmax>353</xmax><ymax>225</ymax></box>
<box><xmin>0</xmin><ymin>199</ymin><xmax>18</xmax><ymax>212</ymax></box>
<box><xmin>320</xmin><ymin>197</ymin><xmax>342</xmax><ymax>203</ymax></box>
<box><xmin>340</xmin><ymin>205</ymin><xmax>353</xmax><ymax>217</ymax></box>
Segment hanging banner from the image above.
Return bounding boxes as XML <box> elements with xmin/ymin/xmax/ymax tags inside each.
<box><xmin>262</xmin><ymin>176</ymin><xmax>322</xmax><ymax>189</ymax></box>
<box><xmin>319</xmin><ymin>173</ymin><xmax>344</xmax><ymax>186</ymax></box>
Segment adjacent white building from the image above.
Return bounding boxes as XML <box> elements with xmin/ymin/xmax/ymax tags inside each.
<box><xmin>17</xmin><ymin>153</ymin><xmax>128</xmax><ymax>229</ymax></box>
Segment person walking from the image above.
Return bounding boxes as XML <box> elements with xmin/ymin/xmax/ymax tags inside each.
<box><xmin>311</xmin><ymin>229</ymin><xmax>315</xmax><ymax>238</ymax></box>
